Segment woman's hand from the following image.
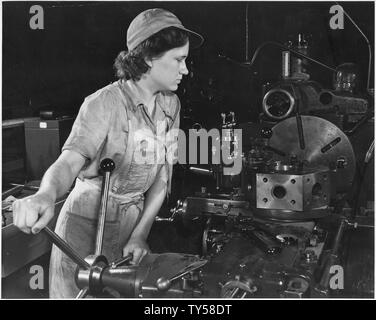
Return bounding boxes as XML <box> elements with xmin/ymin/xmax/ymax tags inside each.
<box><xmin>12</xmin><ymin>192</ymin><xmax>56</xmax><ymax>234</ymax></box>
<box><xmin>122</xmin><ymin>236</ymin><xmax>150</xmax><ymax>265</ymax></box>
<box><xmin>13</xmin><ymin>149</ymin><xmax>86</xmax><ymax>235</ymax></box>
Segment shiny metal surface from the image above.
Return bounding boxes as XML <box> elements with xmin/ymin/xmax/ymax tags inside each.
<box><xmin>269</xmin><ymin>116</ymin><xmax>356</xmax><ymax>193</ymax></box>
<box><xmin>254</xmin><ymin>208</ymin><xmax>329</xmax><ymax>221</ymax></box>
<box><xmin>262</xmin><ymin>88</ymin><xmax>295</xmax><ymax>120</ymax></box>
<box><xmin>95</xmin><ymin>159</ymin><xmax>115</xmax><ymax>256</ymax></box>
<box><xmin>43</xmin><ymin>227</ymin><xmax>90</xmax><ymax>269</ymax></box>
<box><xmin>75</xmin><ymin>254</ymin><xmax>109</xmax><ymax>297</ymax></box>
<box><xmin>256</xmin><ymin>167</ymin><xmax>330</xmax><ymax>211</ymax></box>
<box><xmin>180</xmin><ymin>196</ymin><xmax>251</xmax><ymax>218</ymax></box>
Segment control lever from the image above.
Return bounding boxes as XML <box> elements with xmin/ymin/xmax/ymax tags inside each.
<box><xmin>42</xmin><ymin>227</ymin><xmax>90</xmax><ymax>269</ymax></box>
<box><xmin>111</xmin><ymin>253</ymin><xmax>133</xmax><ymax>268</ymax></box>
<box><xmin>9</xmin><ymin>183</ymin><xmax>40</xmax><ymax>191</ymax></box>
<box><xmin>36</xmin><ymin>158</ymin><xmax>145</xmax><ymax>299</ymax></box>
<box><xmin>95</xmin><ymin>158</ymin><xmax>115</xmax><ymax>255</ymax></box>
<box><xmin>156</xmin><ymin>259</ymin><xmax>208</xmax><ymax>291</ymax></box>
<box><xmin>76</xmin><ymin>158</ymin><xmax>115</xmax><ymax>298</ymax></box>
<box><xmin>313</xmin><ymin>217</ymin><xmax>349</xmax><ymax>296</ymax></box>
<box><xmin>44</xmin><ymin>159</ymin><xmax>116</xmax><ymax>298</ymax></box>
<box><xmin>296</xmin><ymin>113</ymin><xmax>305</xmax><ymax>150</ymax></box>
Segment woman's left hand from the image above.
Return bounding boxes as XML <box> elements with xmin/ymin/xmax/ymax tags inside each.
<box><xmin>122</xmin><ymin>237</ymin><xmax>150</xmax><ymax>265</ymax></box>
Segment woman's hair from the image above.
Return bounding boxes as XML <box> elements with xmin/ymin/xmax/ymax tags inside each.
<box><xmin>114</xmin><ymin>27</ymin><xmax>189</xmax><ymax>81</ymax></box>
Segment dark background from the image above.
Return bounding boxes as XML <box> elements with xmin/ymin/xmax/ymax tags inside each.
<box><xmin>2</xmin><ymin>1</ymin><xmax>374</xmax><ymax>125</ymax></box>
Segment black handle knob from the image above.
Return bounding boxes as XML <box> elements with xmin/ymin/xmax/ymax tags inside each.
<box><xmin>260</xmin><ymin>127</ymin><xmax>273</xmax><ymax>139</ymax></box>
<box><xmin>100</xmin><ymin>158</ymin><xmax>115</xmax><ymax>173</ymax></box>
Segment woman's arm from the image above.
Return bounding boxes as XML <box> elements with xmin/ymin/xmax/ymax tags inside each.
<box><xmin>13</xmin><ymin>149</ymin><xmax>86</xmax><ymax>234</ymax></box>
<box><xmin>123</xmin><ymin>165</ymin><xmax>168</xmax><ymax>264</ymax></box>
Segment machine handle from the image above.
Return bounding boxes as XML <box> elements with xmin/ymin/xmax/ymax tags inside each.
<box><xmin>111</xmin><ymin>254</ymin><xmax>133</xmax><ymax>268</ymax></box>
<box><xmin>314</xmin><ymin>218</ymin><xmax>348</xmax><ymax>295</ymax></box>
<box><xmin>95</xmin><ymin>158</ymin><xmax>115</xmax><ymax>256</ymax></box>
<box><xmin>295</xmin><ymin>114</ymin><xmax>305</xmax><ymax>150</ymax></box>
<box><xmin>42</xmin><ymin>226</ymin><xmax>90</xmax><ymax>269</ymax></box>
<box><xmin>156</xmin><ymin>259</ymin><xmax>208</xmax><ymax>291</ymax></box>
<box><xmin>76</xmin><ymin>288</ymin><xmax>89</xmax><ymax>299</ymax></box>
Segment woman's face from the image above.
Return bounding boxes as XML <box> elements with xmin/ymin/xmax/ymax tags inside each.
<box><xmin>147</xmin><ymin>42</ymin><xmax>189</xmax><ymax>92</ymax></box>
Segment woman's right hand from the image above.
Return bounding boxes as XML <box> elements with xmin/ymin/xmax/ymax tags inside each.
<box><xmin>12</xmin><ymin>192</ymin><xmax>56</xmax><ymax>234</ymax></box>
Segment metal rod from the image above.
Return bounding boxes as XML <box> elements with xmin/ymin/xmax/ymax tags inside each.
<box><xmin>95</xmin><ymin>159</ymin><xmax>115</xmax><ymax>256</ymax></box>
<box><xmin>250</xmin><ymin>41</ymin><xmax>337</xmax><ymax>72</ymax></box>
<box><xmin>296</xmin><ymin>113</ymin><xmax>305</xmax><ymax>150</ymax></box>
<box><xmin>169</xmin><ymin>260</ymin><xmax>208</xmax><ymax>282</ymax></box>
<box><xmin>317</xmin><ymin>218</ymin><xmax>348</xmax><ymax>291</ymax></box>
<box><xmin>245</xmin><ymin>3</ymin><xmax>250</xmax><ymax>62</ymax></box>
<box><xmin>230</xmin><ymin>287</ymin><xmax>240</xmax><ymax>298</ymax></box>
<box><xmin>321</xmin><ymin>137</ymin><xmax>341</xmax><ymax>154</ymax></box>
<box><xmin>43</xmin><ymin>227</ymin><xmax>90</xmax><ymax>269</ymax></box>
<box><xmin>76</xmin><ymin>288</ymin><xmax>89</xmax><ymax>299</ymax></box>
<box><xmin>2</xmin><ymin>185</ymin><xmax>24</xmax><ymax>199</ymax></box>
<box><xmin>9</xmin><ymin>183</ymin><xmax>40</xmax><ymax>191</ymax></box>
<box><xmin>365</xmin><ymin>139</ymin><xmax>374</xmax><ymax>164</ymax></box>
<box><xmin>95</xmin><ymin>171</ymin><xmax>111</xmax><ymax>255</ymax></box>
<box><xmin>111</xmin><ymin>254</ymin><xmax>133</xmax><ymax>268</ymax></box>
<box><xmin>189</xmin><ymin>166</ymin><xmax>213</xmax><ymax>176</ymax></box>
<box><xmin>331</xmin><ymin>218</ymin><xmax>347</xmax><ymax>254</ymax></box>
<box><xmin>336</xmin><ymin>2</ymin><xmax>372</xmax><ymax>92</ymax></box>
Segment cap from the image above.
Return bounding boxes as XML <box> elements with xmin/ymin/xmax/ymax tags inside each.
<box><xmin>127</xmin><ymin>8</ymin><xmax>204</xmax><ymax>51</ymax></box>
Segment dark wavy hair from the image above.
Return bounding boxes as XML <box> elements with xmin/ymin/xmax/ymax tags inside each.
<box><xmin>114</xmin><ymin>27</ymin><xmax>189</xmax><ymax>81</ymax></box>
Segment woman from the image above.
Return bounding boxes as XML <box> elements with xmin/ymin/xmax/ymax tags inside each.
<box><xmin>13</xmin><ymin>8</ymin><xmax>203</xmax><ymax>298</ymax></box>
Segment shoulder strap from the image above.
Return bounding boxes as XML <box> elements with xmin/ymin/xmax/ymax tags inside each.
<box><xmin>109</xmin><ymin>82</ymin><xmax>135</xmax><ymax>193</ymax></box>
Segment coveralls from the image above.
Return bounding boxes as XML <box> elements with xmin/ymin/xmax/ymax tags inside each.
<box><xmin>49</xmin><ymin>80</ymin><xmax>180</xmax><ymax>298</ymax></box>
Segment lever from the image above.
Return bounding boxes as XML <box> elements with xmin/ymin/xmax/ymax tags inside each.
<box><xmin>42</xmin><ymin>227</ymin><xmax>90</xmax><ymax>269</ymax></box>
<box><xmin>321</xmin><ymin>137</ymin><xmax>341</xmax><ymax>154</ymax></box>
<box><xmin>156</xmin><ymin>259</ymin><xmax>208</xmax><ymax>291</ymax></box>
<box><xmin>296</xmin><ymin>114</ymin><xmax>305</xmax><ymax>150</ymax></box>
<box><xmin>40</xmin><ymin>159</ymin><xmax>117</xmax><ymax>299</ymax></box>
<box><xmin>95</xmin><ymin>158</ymin><xmax>115</xmax><ymax>256</ymax></box>
<box><xmin>189</xmin><ymin>166</ymin><xmax>214</xmax><ymax>176</ymax></box>
<box><xmin>110</xmin><ymin>253</ymin><xmax>133</xmax><ymax>268</ymax></box>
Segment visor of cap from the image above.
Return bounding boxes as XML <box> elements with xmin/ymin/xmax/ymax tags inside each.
<box><xmin>127</xmin><ymin>8</ymin><xmax>204</xmax><ymax>51</ymax></box>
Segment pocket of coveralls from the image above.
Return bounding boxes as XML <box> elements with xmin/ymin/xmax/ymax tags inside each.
<box><xmin>120</xmin><ymin>139</ymin><xmax>156</xmax><ymax>193</ymax></box>
<box><xmin>63</xmin><ymin>211</ymin><xmax>121</xmax><ymax>263</ymax></box>
<box><xmin>121</xmin><ymin>163</ymin><xmax>154</xmax><ymax>193</ymax></box>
